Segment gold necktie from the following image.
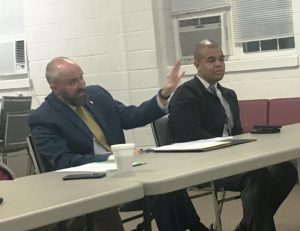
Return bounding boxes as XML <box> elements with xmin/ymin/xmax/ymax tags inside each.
<box><xmin>76</xmin><ymin>106</ymin><xmax>111</xmax><ymax>151</ymax></box>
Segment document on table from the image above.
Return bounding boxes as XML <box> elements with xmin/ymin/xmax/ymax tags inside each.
<box><xmin>57</xmin><ymin>162</ymin><xmax>117</xmax><ymax>172</ymax></box>
<box><xmin>149</xmin><ymin>137</ymin><xmax>256</xmax><ymax>152</ymax></box>
<box><xmin>57</xmin><ymin>159</ymin><xmax>146</xmax><ymax>173</ymax></box>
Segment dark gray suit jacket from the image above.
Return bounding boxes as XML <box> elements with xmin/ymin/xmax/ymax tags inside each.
<box><xmin>168</xmin><ymin>76</ymin><xmax>243</xmax><ymax>143</ymax></box>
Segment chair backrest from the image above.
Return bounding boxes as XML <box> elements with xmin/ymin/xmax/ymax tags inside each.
<box><xmin>150</xmin><ymin>115</ymin><xmax>170</xmax><ymax>147</ymax></box>
<box><xmin>0</xmin><ymin>96</ymin><xmax>32</xmax><ymax>139</ymax></box>
<box><xmin>238</xmin><ymin>99</ymin><xmax>269</xmax><ymax>133</ymax></box>
<box><xmin>0</xmin><ymin>162</ymin><xmax>15</xmax><ymax>180</ymax></box>
<box><xmin>27</xmin><ymin>135</ymin><xmax>52</xmax><ymax>173</ymax></box>
<box><xmin>3</xmin><ymin>110</ymin><xmax>31</xmax><ymax>152</ymax></box>
<box><xmin>27</xmin><ymin>135</ymin><xmax>41</xmax><ymax>174</ymax></box>
<box><xmin>268</xmin><ymin>97</ymin><xmax>300</xmax><ymax>126</ymax></box>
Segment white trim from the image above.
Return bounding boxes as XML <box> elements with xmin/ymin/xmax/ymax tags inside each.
<box><xmin>171</xmin><ymin>0</ymin><xmax>230</xmax><ymax>15</ymax></box>
<box><xmin>177</xmin><ymin>55</ymin><xmax>299</xmax><ymax>75</ymax></box>
<box><xmin>0</xmin><ymin>79</ymin><xmax>30</xmax><ymax>90</ymax></box>
<box><xmin>172</xmin><ymin>9</ymin><xmax>232</xmax><ymax>63</ymax></box>
<box><xmin>226</xmin><ymin>55</ymin><xmax>298</xmax><ymax>72</ymax></box>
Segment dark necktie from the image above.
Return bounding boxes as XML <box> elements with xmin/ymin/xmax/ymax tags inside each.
<box><xmin>208</xmin><ymin>85</ymin><xmax>232</xmax><ymax>135</ymax></box>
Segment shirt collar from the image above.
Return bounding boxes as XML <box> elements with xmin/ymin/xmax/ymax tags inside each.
<box><xmin>57</xmin><ymin>96</ymin><xmax>78</xmax><ymax>111</ymax></box>
<box><xmin>196</xmin><ymin>75</ymin><xmax>217</xmax><ymax>90</ymax></box>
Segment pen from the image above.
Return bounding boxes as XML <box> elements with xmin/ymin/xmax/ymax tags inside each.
<box><xmin>133</xmin><ymin>162</ymin><xmax>147</xmax><ymax>167</ymax></box>
<box><xmin>139</xmin><ymin>148</ymin><xmax>153</xmax><ymax>153</ymax></box>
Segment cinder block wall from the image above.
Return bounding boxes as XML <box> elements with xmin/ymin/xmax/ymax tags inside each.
<box><xmin>24</xmin><ymin>0</ymin><xmax>167</xmax><ymax>147</ymax></box>
<box><xmin>24</xmin><ymin>0</ymin><xmax>300</xmax><ymax>149</ymax></box>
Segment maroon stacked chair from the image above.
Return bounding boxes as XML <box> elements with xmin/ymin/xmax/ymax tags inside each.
<box><xmin>268</xmin><ymin>97</ymin><xmax>300</xmax><ymax>126</ymax></box>
<box><xmin>238</xmin><ymin>99</ymin><xmax>269</xmax><ymax>133</ymax></box>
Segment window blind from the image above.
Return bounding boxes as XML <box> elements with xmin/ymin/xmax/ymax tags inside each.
<box><xmin>171</xmin><ymin>0</ymin><xmax>229</xmax><ymax>14</ymax></box>
<box><xmin>0</xmin><ymin>0</ymin><xmax>25</xmax><ymax>40</ymax></box>
<box><xmin>231</xmin><ymin>0</ymin><xmax>294</xmax><ymax>43</ymax></box>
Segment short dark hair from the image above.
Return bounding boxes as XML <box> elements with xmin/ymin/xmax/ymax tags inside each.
<box><xmin>193</xmin><ymin>39</ymin><xmax>220</xmax><ymax>61</ymax></box>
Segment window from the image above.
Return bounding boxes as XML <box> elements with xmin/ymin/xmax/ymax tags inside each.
<box><xmin>243</xmin><ymin>37</ymin><xmax>295</xmax><ymax>53</ymax></box>
<box><xmin>0</xmin><ymin>0</ymin><xmax>25</xmax><ymax>41</ymax></box>
<box><xmin>231</xmin><ymin>0</ymin><xmax>294</xmax><ymax>43</ymax></box>
<box><xmin>178</xmin><ymin>16</ymin><xmax>222</xmax><ymax>58</ymax></box>
<box><xmin>0</xmin><ymin>0</ymin><xmax>27</xmax><ymax>75</ymax></box>
<box><xmin>173</xmin><ymin>12</ymin><xmax>231</xmax><ymax>64</ymax></box>
<box><xmin>170</xmin><ymin>0</ymin><xmax>231</xmax><ymax>64</ymax></box>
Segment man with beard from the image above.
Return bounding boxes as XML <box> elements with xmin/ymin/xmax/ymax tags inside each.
<box><xmin>168</xmin><ymin>39</ymin><xmax>297</xmax><ymax>231</ymax></box>
<box><xmin>28</xmin><ymin>57</ymin><xmax>211</xmax><ymax>231</ymax></box>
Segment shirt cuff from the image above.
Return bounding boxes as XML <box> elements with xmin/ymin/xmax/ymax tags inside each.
<box><xmin>156</xmin><ymin>94</ymin><xmax>169</xmax><ymax>113</ymax></box>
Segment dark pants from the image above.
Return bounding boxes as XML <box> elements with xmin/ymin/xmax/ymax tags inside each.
<box><xmin>149</xmin><ymin>189</ymin><xmax>208</xmax><ymax>231</ymax></box>
<box><xmin>214</xmin><ymin>162</ymin><xmax>297</xmax><ymax>231</ymax></box>
<box><xmin>31</xmin><ymin>207</ymin><xmax>124</xmax><ymax>231</ymax></box>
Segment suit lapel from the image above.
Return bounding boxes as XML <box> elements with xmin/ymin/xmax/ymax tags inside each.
<box><xmin>219</xmin><ymin>85</ymin><xmax>233</xmax><ymax>106</ymax></box>
<box><xmin>218</xmin><ymin>85</ymin><xmax>238</xmax><ymax>121</ymax></box>
<box><xmin>47</xmin><ymin>94</ymin><xmax>92</xmax><ymax>138</ymax></box>
<box><xmin>192</xmin><ymin>75</ymin><xmax>207</xmax><ymax>93</ymax></box>
<box><xmin>192</xmin><ymin>75</ymin><xmax>216</xmax><ymax>98</ymax></box>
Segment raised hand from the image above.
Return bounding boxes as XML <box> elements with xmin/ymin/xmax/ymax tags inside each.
<box><xmin>159</xmin><ymin>60</ymin><xmax>184</xmax><ymax>99</ymax></box>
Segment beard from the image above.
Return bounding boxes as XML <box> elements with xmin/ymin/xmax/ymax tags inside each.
<box><xmin>60</xmin><ymin>89</ymin><xmax>88</xmax><ymax>107</ymax></box>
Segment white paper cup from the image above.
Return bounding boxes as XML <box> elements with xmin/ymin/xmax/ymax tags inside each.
<box><xmin>111</xmin><ymin>143</ymin><xmax>135</xmax><ymax>174</ymax></box>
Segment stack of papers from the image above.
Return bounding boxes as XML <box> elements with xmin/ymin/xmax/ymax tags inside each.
<box><xmin>150</xmin><ymin>137</ymin><xmax>256</xmax><ymax>152</ymax></box>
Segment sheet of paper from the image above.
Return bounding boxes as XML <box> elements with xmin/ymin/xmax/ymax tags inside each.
<box><xmin>57</xmin><ymin>160</ymin><xmax>146</xmax><ymax>173</ymax></box>
<box><xmin>153</xmin><ymin>140</ymin><xmax>230</xmax><ymax>151</ymax></box>
<box><xmin>57</xmin><ymin>162</ymin><xmax>117</xmax><ymax>172</ymax></box>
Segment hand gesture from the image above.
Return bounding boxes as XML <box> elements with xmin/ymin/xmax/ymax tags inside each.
<box><xmin>159</xmin><ymin>60</ymin><xmax>184</xmax><ymax>98</ymax></box>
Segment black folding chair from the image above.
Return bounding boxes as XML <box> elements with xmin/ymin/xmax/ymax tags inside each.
<box><xmin>150</xmin><ymin>115</ymin><xmax>241</xmax><ymax>231</ymax></box>
<box><xmin>27</xmin><ymin>135</ymin><xmax>94</xmax><ymax>231</ymax></box>
<box><xmin>0</xmin><ymin>110</ymin><xmax>32</xmax><ymax>164</ymax></box>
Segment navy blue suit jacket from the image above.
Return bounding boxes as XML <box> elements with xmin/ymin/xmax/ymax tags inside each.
<box><xmin>29</xmin><ymin>85</ymin><xmax>165</xmax><ymax>170</ymax></box>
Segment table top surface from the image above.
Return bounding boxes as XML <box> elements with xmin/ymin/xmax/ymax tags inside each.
<box><xmin>1</xmin><ymin>123</ymin><xmax>300</xmax><ymax>230</ymax></box>
<box><xmin>107</xmin><ymin>123</ymin><xmax>300</xmax><ymax>195</ymax></box>
<box><xmin>0</xmin><ymin>172</ymin><xmax>143</xmax><ymax>231</ymax></box>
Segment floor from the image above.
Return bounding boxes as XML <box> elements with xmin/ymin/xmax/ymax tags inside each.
<box><xmin>121</xmin><ymin>185</ymin><xmax>300</xmax><ymax>231</ymax></box>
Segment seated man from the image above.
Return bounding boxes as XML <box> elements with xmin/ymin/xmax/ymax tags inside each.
<box><xmin>29</xmin><ymin>57</ymin><xmax>211</xmax><ymax>231</ymax></box>
<box><xmin>168</xmin><ymin>39</ymin><xmax>297</xmax><ymax>231</ymax></box>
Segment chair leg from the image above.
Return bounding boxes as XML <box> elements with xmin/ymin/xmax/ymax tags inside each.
<box><xmin>211</xmin><ymin>182</ymin><xmax>222</xmax><ymax>231</ymax></box>
<box><xmin>142</xmin><ymin>197</ymin><xmax>152</xmax><ymax>231</ymax></box>
<box><xmin>297</xmin><ymin>158</ymin><xmax>300</xmax><ymax>184</ymax></box>
<box><xmin>2</xmin><ymin>152</ymin><xmax>7</xmax><ymax>165</ymax></box>
<box><xmin>57</xmin><ymin>221</ymin><xmax>67</xmax><ymax>231</ymax></box>
<box><xmin>26</xmin><ymin>147</ymin><xmax>35</xmax><ymax>175</ymax></box>
<box><xmin>86</xmin><ymin>213</ymin><xmax>94</xmax><ymax>231</ymax></box>
<box><xmin>217</xmin><ymin>188</ymin><xmax>226</xmax><ymax>215</ymax></box>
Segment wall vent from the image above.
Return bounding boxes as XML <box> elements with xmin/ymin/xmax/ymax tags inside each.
<box><xmin>0</xmin><ymin>40</ymin><xmax>27</xmax><ymax>74</ymax></box>
<box><xmin>173</xmin><ymin>13</ymin><xmax>230</xmax><ymax>64</ymax></box>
